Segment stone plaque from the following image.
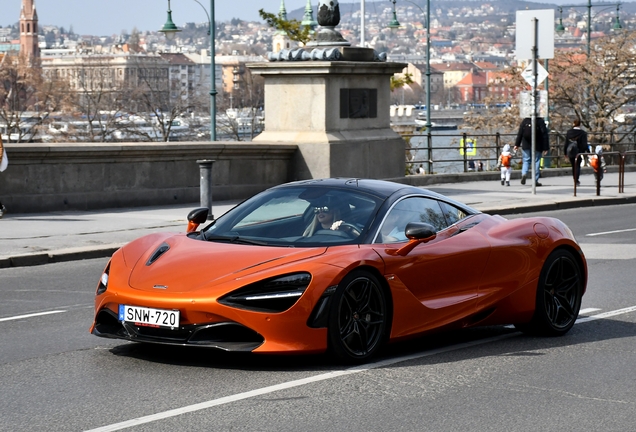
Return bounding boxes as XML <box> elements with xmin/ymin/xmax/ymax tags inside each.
<box><xmin>340</xmin><ymin>89</ymin><xmax>377</xmax><ymax>119</ymax></box>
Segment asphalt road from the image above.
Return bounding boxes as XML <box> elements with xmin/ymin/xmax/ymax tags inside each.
<box><xmin>1</xmin><ymin>205</ymin><xmax>635</xmax><ymax>432</ymax></box>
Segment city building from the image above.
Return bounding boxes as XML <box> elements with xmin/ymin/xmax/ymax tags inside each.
<box><xmin>19</xmin><ymin>0</ymin><xmax>39</xmax><ymax>59</ymax></box>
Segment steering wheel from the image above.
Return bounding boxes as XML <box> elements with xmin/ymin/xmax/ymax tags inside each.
<box><xmin>313</xmin><ymin>229</ymin><xmax>351</xmax><ymax>238</ymax></box>
<box><xmin>336</xmin><ymin>223</ymin><xmax>362</xmax><ymax>237</ymax></box>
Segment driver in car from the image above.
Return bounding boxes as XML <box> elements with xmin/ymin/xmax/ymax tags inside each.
<box><xmin>303</xmin><ymin>197</ymin><xmax>357</xmax><ymax>237</ymax></box>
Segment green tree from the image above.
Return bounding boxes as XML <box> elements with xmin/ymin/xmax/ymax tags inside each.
<box><xmin>390</xmin><ymin>73</ymin><xmax>414</xmax><ymax>92</ymax></box>
<box><xmin>258</xmin><ymin>9</ymin><xmax>311</xmax><ymax>44</ymax></box>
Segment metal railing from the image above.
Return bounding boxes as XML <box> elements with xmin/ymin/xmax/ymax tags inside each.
<box><xmin>572</xmin><ymin>152</ymin><xmax>623</xmax><ymax>197</ymax></box>
<box><xmin>404</xmin><ymin>131</ymin><xmax>636</xmax><ymax>175</ymax></box>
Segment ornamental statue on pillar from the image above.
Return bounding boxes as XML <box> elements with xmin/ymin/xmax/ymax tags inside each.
<box><xmin>308</xmin><ymin>0</ymin><xmax>350</xmax><ymax>47</ymax></box>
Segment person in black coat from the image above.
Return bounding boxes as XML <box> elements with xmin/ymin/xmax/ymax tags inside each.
<box><xmin>564</xmin><ymin>118</ymin><xmax>588</xmax><ymax>186</ymax></box>
<box><xmin>0</xmin><ymin>135</ymin><xmax>6</xmax><ymax>218</ymax></box>
<box><xmin>514</xmin><ymin>117</ymin><xmax>550</xmax><ymax>186</ymax></box>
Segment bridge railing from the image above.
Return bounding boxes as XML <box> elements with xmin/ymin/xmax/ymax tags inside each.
<box><xmin>404</xmin><ymin>131</ymin><xmax>636</xmax><ymax>175</ymax></box>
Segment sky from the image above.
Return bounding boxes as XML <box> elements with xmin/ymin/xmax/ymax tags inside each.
<box><xmin>0</xmin><ymin>0</ymin><xmax>313</xmax><ymax>36</ymax></box>
<box><xmin>1</xmin><ymin>0</ymin><xmax>633</xmax><ymax>37</ymax></box>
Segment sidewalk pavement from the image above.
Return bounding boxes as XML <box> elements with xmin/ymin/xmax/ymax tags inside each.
<box><xmin>2</xmin><ymin>168</ymin><xmax>636</xmax><ymax>268</ymax></box>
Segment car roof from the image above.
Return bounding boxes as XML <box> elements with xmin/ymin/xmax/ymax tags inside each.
<box><xmin>275</xmin><ymin>178</ymin><xmax>435</xmax><ymax>200</ymax></box>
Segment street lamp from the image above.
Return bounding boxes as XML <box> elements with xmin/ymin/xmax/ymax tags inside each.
<box><xmin>159</xmin><ymin>0</ymin><xmax>181</xmax><ymax>40</ymax></box>
<box><xmin>388</xmin><ymin>0</ymin><xmax>401</xmax><ymax>29</ymax></box>
<box><xmin>555</xmin><ymin>8</ymin><xmax>566</xmax><ymax>36</ymax></box>
<box><xmin>388</xmin><ymin>0</ymin><xmax>432</xmax><ymax>131</ymax></box>
<box><xmin>555</xmin><ymin>1</ymin><xmax>622</xmax><ymax>56</ymax></box>
<box><xmin>159</xmin><ymin>0</ymin><xmax>217</xmax><ymax>141</ymax></box>
<box><xmin>612</xmin><ymin>5</ymin><xmax>623</xmax><ymax>31</ymax></box>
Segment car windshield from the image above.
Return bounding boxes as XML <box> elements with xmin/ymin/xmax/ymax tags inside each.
<box><xmin>201</xmin><ymin>186</ymin><xmax>382</xmax><ymax>247</ymax></box>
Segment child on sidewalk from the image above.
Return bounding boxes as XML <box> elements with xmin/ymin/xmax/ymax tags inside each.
<box><xmin>497</xmin><ymin>144</ymin><xmax>514</xmax><ymax>186</ymax></box>
<box><xmin>590</xmin><ymin>145</ymin><xmax>607</xmax><ymax>182</ymax></box>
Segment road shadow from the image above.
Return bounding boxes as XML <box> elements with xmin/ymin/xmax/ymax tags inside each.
<box><xmin>107</xmin><ymin>314</ymin><xmax>636</xmax><ymax>372</ymax></box>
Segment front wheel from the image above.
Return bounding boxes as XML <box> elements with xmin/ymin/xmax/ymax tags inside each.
<box><xmin>328</xmin><ymin>270</ymin><xmax>388</xmax><ymax>363</ymax></box>
<box><xmin>516</xmin><ymin>249</ymin><xmax>583</xmax><ymax>336</ymax></box>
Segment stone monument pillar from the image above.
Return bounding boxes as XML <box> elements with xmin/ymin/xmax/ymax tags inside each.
<box><xmin>249</xmin><ymin>1</ymin><xmax>406</xmax><ymax>180</ymax></box>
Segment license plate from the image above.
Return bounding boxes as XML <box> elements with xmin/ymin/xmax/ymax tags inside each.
<box><xmin>119</xmin><ymin>305</ymin><xmax>179</xmax><ymax>329</ymax></box>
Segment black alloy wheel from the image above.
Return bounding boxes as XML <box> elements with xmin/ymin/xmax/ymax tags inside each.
<box><xmin>517</xmin><ymin>249</ymin><xmax>583</xmax><ymax>336</ymax></box>
<box><xmin>328</xmin><ymin>270</ymin><xmax>388</xmax><ymax>363</ymax></box>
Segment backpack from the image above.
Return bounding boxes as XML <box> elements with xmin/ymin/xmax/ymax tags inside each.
<box><xmin>522</xmin><ymin>122</ymin><xmax>532</xmax><ymax>140</ymax></box>
<box><xmin>590</xmin><ymin>155</ymin><xmax>600</xmax><ymax>172</ymax></box>
<box><xmin>500</xmin><ymin>154</ymin><xmax>511</xmax><ymax>167</ymax></box>
<box><xmin>567</xmin><ymin>140</ymin><xmax>579</xmax><ymax>159</ymax></box>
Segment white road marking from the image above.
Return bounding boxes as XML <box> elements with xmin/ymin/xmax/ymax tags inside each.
<box><xmin>578</xmin><ymin>244</ymin><xmax>636</xmax><ymax>260</ymax></box>
<box><xmin>586</xmin><ymin>228</ymin><xmax>636</xmax><ymax>237</ymax></box>
<box><xmin>85</xmin><ymin>305</ymin><xmax>636</xmax><ymax>432</ymax></box>
<box><xmin>575</xmin><ymin>305</ymin><xmax>636</xmax><ymax>323</ymax></box>
<box><xmin>0</xmin><ymin>310</ymin><xmax>66</xmax><ymax>322</ymax></box>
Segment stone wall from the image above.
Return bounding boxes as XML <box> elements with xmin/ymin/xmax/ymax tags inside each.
<box><xmin>0</xmin><ymin>142</ymin><xmax>297</xmax><ymax>213</ymax></box>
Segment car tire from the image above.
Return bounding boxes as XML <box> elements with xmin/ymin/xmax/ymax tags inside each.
<box><xmin>328</xmin><ymin>270</ymin><xmax>388</xmax><ymax>363</ymax></box>
<box><xmin>516</xmin><ymin>249</ymin><xmax>583</xmax><ymax>336</ymax></box>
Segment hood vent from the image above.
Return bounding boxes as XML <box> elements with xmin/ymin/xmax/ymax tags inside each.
<box><xmin>146</xmin><ymin>242</ymin><xmax>170</xmax><ymax>266</ymax></box>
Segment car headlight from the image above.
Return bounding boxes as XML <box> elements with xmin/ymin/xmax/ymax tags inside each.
<box><xmin>96</xmin><ymin>262</ymin><xmax>110</xmax><ymax>295</ymax></box>
<box><xmin>219</xmin><ymin>272</ymin><xmax>312</xmax><ymax>313</ymax></box>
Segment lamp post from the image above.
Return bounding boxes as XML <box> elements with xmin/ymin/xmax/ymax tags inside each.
<box><xmin>160</xmin><ymin>0</ymin><xmax>217</xmax><ymax>141</ymax></box>
<box><xmin>361</xmin><ymin>0</ymin><xmax>366</xmax><ymax>47</ymax></box>
<box><xmin>388</xmin><ymin>0</ymin><xmax>432</xmax><ymax>131</ymax></box>
<box><xmin>555</xmin><ymin>2</ymin><xmax>622</xmax><ymax>56</ymax></box>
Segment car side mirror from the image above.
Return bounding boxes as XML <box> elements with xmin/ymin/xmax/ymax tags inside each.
<box><xmin>187</xmin><ymin>207</ymin><xmax>209</xmax><ymax>233</ymax></box>
<box><xmin>387</xmin><ymin>222</ymin><xmax>437</xmax><ymax>256</ymax></box>
<box><xmin>405</xmin><ymin>222</ymin><xmax>437</xmax><ymax>241</ymax></box>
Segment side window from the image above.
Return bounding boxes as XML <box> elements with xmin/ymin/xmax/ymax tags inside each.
<box><xmin>376</xmin><ymin>197</ymin><xmax>448</xmax><ymax>243</ymax></box>
<box><xmin>439</xmin><ymin>201</ymin><xmax>469</xmax><ymax>226</ymax></box>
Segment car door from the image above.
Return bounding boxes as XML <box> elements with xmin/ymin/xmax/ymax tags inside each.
<box><xmin>373</xmin><ymin>197</ymin><xmax>490</xmax><ymax>332</ymax></box>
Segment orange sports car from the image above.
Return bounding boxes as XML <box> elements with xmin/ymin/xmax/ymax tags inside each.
<box><xmin>91</xmin><ymin>178</ymin><xmax>587</xmax><ymax>362</ymax></box>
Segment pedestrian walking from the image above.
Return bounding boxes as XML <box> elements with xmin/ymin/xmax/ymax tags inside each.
<box><xmin>497</xmin><ymin>144</ymin><xmax>514</xmax><ymax>186</ymax></box>
<box><xmin>468</xmin><ymin>159</ymin><xmax>475</xmax><ymax>172</ymax></box>
<box><xmin>514</xmin><ymin>117</ymin><xmax>549</xmax><ymax>186</ymax></box>
<box><xmin>565</xmin><ymin>118</ymin><xmax>588</xmax><ymax>186</ymax></box>
<box><xmin>0</xmin><ymin>134</ymin><xmax>7</xmax><ymax>218</ymax></box>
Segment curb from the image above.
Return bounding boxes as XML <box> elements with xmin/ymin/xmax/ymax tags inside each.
<box><xmin>483</xmin><ymin>195</ymin><xmax>636</xmax><ymax>216</ymax></box>
<box><xmin>0</xmin><ymin>245</ymin><xmax>122</xmax><ymax>269</ymax></box>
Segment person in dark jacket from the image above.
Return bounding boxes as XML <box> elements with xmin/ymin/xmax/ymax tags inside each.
<box><xmin>0</xmin><ymin>134</ymin><xmax>6</xmax><ymax>218</ymax></box>
<box><xmin>514</xmin><ymin>117</ymin><xmax>550</xmax><ymax>186</ymax></box>
<box><xmin>564</xmin><ymin>118</ymin><xmax>588</xmax><ymax>186</ymax></box>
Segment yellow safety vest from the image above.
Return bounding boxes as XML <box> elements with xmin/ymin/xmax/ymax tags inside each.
<box><xmin>460</xmin><ymin>138</ymin><xmax>477</xmax><ymax>156</ymax></box>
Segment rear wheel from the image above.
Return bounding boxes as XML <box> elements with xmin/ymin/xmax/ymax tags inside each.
<box><xmin>516</xmin><ymin>249</ymin><xmax>583</xmax><ymax>336</ymax></box>
<box><xmin>328</xmin><ymin>270</ymin><xmax>388</xmax><ymax>363</ymax></box>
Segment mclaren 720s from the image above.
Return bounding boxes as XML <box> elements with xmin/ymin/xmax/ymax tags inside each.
<box><xmin>91</xmin><ymin>178</ymin><xmax>587</xmax><ymax>362</ymax></box>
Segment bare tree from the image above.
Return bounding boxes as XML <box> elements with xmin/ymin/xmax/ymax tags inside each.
<box><xmin>128</xmin><ymin>56</ymin><xmax>197</xmax><ymax>142</ymax></box>
<box><xmin>0</xmin><ymin>54</ymin><xmax>70</xmax><ymax>143</ymax></box>
<box><xmin>61</xmin><ymin>56</ymin><xmax>134</xmax><ymax>142</ymax></box>
<box><xmin>548</xmin><ymin>31</ymin><xmax>636</xmax><ymax>143</ymax></box>
<box><xmin>216</xmin><ymin>69</ymin><xmax>264</xmax><ymax>141</ymax></box>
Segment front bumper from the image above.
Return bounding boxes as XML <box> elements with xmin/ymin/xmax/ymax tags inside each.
<box><xmin>92</xmin><ymin>308</ymin><xmax>264</xmax><ymax>352</ymax></box>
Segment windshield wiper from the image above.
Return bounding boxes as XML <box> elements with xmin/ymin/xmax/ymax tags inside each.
<box><xmin>203</xmin><ymin>234</ymin><xmax>268</xmax><ymax>246</ymax></box>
